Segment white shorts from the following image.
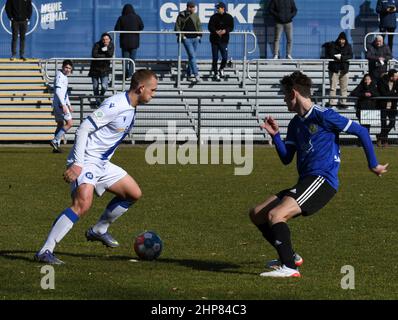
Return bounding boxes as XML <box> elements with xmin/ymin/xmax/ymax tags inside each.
<box><xmin>70</xmin><ymin>162</ymin><xmax>127</xmax><ymax>196</ymax></box>
<box><xmin>53</xmin><ymin>106</ymin><xmax>72</xmax><ymax>122</ymax></box>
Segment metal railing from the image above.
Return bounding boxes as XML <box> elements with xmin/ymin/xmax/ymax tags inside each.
<box><xmin>364</xmin><ymin>32</ymin><xmax>398</xmax><ymax>51</ymax></box>
<box><xmin>64</xmin><ymin>94</ymin><xmax>397</xmax><ymax>144</ymax></box>
<box><xmin>107</xmin><ymin>30</ymin><xmax>257</xmax><ymax>88</ymax></box>
<box><xmin>42</xmin><ymin>57</ymin><xmax>136</xmax><ymax>94</ymax></box>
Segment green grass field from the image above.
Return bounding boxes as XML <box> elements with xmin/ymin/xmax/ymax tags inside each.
<box><xmin>0</xmin><ymin>146</ymin><xmax>397</xmax><ymax>300</ymax></box>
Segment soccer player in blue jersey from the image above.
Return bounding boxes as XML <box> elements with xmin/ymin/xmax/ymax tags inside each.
<box><xmin>250</xmin><ymin>71</ymin><xmax>388</xmax><ymax>278</ymax></box>
<box><xmin>35</xmin><ymin>70</ymin><xmax>158</xmax><ymax>264</ymax></box>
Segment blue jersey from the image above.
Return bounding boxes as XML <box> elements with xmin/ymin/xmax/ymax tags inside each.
<box><xmin>284</xmin><ymin>105</ymin><xmax>353</xmax><ymax>190</ymax></box>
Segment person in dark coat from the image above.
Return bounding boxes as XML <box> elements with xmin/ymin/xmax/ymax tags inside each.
<box><xmin>89</xmin><ymin>33</ymin><xmax>115</xmax><ymax>107</ymax></box>
<box><xmin>268</xmin><ymin>0</ymin><xmax>297</xmax><ymax>59</ymax></box>
<box><xmin>376</xmin><ymin>0</ymin><xmax>398</xmax><ymax>53</ymax></box>
<box><xmin>5</xmin><ymin>0</ymin><xmax>32</xmax><ymax>60</ymax></box>
<box><xmin>366</xmin><ymin>35</ymin><xmax>393</xmax><ymax>81</ymax></box>
<box><xmin>114</xmin><ymin>4</ymin><xmax>144</xmax><ymax>79</ymax></box>
<box><xmin>376</xmin><ymin>69</ymin><xmax>398</xmax><ymax>146</ymax></box>
<box><xmin>208</xmin><ymin>2</ymin><xmax>234</xmax><ymax>80</ymax></box>
<box><xmin>350</xmin><ymin>74</ymin><xmax>379</xmax><ymax>133</ymax></box>
<box><xmin>326</xmin><ymin>32</ymin><xmax>353</xmax><ymax>108</ymax></box>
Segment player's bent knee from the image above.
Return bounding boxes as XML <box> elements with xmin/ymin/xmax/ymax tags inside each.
<box><xmin>268</xmin><ymin>208</ymin><xmax>287</xmax><ymax>224</ymax></box>
<box><xmin>129</xmin><ymin>187</ymin><xmax>142</xmax><ymax>201</ymax></box>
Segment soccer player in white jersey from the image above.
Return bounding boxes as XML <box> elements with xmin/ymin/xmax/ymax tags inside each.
<box><xmin>249</xmin><ymin>71</ymin><xmax>388</xmax><ymax>278</ymax></box>
<box><xmin>35</xmin><ymin>70</ymin><xmax>158</xmax><ymax>264</ymax></box>
<box><xmin>50</xmin><ymin>60</ymin><xmax>74</xmax><ymax>153</ymax></box>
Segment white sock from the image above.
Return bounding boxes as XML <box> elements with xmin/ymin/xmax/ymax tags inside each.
<box><xmin>54</xmin><ymin>128</ymin><xmax>67</xmax><ymax>143</ymax></box>
<box><xmin>92</xmin><ymin>197</ymin><xmax>134</xmax><ymax>234</ymax></box>
<box><xmin>39</xmin><ymin>208</ymin><xmax>79</xmax><ymax>254</ymax></box>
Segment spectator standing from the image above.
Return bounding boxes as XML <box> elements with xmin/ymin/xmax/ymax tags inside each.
<box><xmin>89</xmin><ymin>33</ymin><xmax>115</xmax><ymax>107</ymax></box>
<box><xmin>5</xmin><ymin>0</ymin><xmax>32</xmax><ymax>61</ymax></box>
<box><xmin>114</xmin><ymin>4</ymin><xmax>144</xmax><ymax>79</ymax></box>
<box><xmin>350</xmin><ymin>74</ymin><xmax>379</xmax><ymax>133</ymax></box>
<box><xmin>175</xmin><ymin>1</ymin><xmax>202</xmax><ymax>82</ymax></box>
<box><xmin>326</xmin><ymin>32</ymin><xmax>353</xmax><ymax>109</ymax></box>
<box><xmin>366</xmin><ymin>35</ymin><xmax>392</xmax><ymax>81</ymax></box>
<box><xmin>376</xmin><ymin>69</ymin><xmax>398</xmax><ymax>147</ymax></box>
<box><xmin>208</xmin><ymin>2</ymin><xmax>234</xmax><ymax>80</ymax></box>
<box><xmin>376</xmin><ymin>0</ymin><xmax>398</xmax><ymax>53</ymax></box>
<box><xmin>268</xmin><ymin>0</ymin><xmax>297</xmax><ymax>59</ymax></box>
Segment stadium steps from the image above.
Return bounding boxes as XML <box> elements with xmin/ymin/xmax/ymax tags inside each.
<box><xmin>0</xmin><ymin>59</ymin><xmax>53</xmax><ymax>141</ymax></box>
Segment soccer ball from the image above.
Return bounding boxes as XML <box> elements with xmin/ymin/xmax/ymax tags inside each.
<box><xmin>134</xmin><ymin>231</ymin><xmax>163</xmax><ymax>260</ymax></box>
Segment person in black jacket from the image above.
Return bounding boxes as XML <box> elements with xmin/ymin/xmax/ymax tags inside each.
<box><xmin>268</xmin><ymin>0</ymin><xmax>297</xmax><ymax>59</ymax></box>
<box><xmin>326</xmin><ymin>32</ymin><xmax>353</xmax><ymax>108</ymax></box>
<box><xmin>376</xmin><ymin>69</ymin><xmax>398</xmax><ymax>146</ymax></box>
<box><xmin>350</xmin><ymin>74</ymin><xmax>379</xmax><ymax>133</ymax></box>
<box><xmin>5</xmin><ymin>0</ymin><xmax>32</xmax><ymax>60</ymax></box>
<box><xmin>366</xmin><ymin>35</ymin><xmax>392</xmax><ymax>81</ymax></box>
<box><xmin>208</xmin><ymin>2</ymin><xmax>234</xmax><ymax>80</ymax></box>
<box><xmin>89</xmin><ymin>33</ymin><xmax>115</xmax><ymax>107</ymax></box>
<box><xmin>376</xmin><ymin>0</ymin><xmax>398</xmax><ymax>53</ymax></box>
<box><xmin>114</xmin><ymin>4</ymin><xmax>144</xmax><ymax>79</ymax></box>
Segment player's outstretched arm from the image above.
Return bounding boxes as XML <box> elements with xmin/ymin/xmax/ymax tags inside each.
<box><xmin>371</xmin><ymin>163</ymin><xmax>389</xmax><ymax>177</ymax></box>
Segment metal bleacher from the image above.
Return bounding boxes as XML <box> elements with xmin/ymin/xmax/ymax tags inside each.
<box><xmin>1</xmin><ymin>57</ymin><xmax>397</xmax><ymax>143</ymax></box>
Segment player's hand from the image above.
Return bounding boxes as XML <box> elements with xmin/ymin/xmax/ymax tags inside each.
<box><xmin>260</xmin><ymin>116</ymin><xmax>279</xmax><ymax>136</ymax></box>
<box><xmin>68</xmin><ymin>105</ymin><xmax>73</xmax><ymax>113</ymax></box>
<box><xmin>63</xmin><ymin>165</ymin><xmax>82</xmax><ymax>183</ymax></box>
<box><xmin>62</xmin><ymin>105</ymin><xmax>68</xmax><ymax>114</ymax></box>
<box><xmin>371</xmin><ymin>163</ymin><xmax>389</xmax><ymax>177</ymax></box>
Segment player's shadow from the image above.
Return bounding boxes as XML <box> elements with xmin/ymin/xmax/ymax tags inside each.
<box><xmin>0</xmin><ymin>250</ymin><xmax>38</xmax><ymax>262</ymax></box>
<box><xmin>0</xmin><ymin>250</ymin><xmax>258</xmax><ymax>275</ymax></box>
<box><xmin>0</xmin><ymin>250</ymin><xmax>132</xmax><ymax>263</ymax></box>
<box><xmin>157</xmin><ymin>258</ymin><xmax>257</xmax><ymax>275</ymax></box>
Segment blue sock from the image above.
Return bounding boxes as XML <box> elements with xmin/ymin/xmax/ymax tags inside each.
<box><xmin>92</xmin><ymin>197</ymin><xmax>134</xmax><ymax>234</ymax></box>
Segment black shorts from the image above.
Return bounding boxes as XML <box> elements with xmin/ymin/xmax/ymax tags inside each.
<box><xmin>276</xmin><ymin>175</ymin><xmax>336</xmax><ymax>216</ymax></box>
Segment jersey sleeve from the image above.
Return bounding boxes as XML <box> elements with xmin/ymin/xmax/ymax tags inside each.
<box><xmin>285</xmin><ymin>120</ymin><xmax>297</xmax><ymax>147</ymax></box>
<box><xmin>54</xmin><ymin>72</ymin><xmax>68</xmax><ymax>106</ymax></box>
<box><xmin>322</xmin><ymin>108</ymin><xmax>353</xmax><ymax>133</ymax></box>
<box><xmin>86</xmin><ymin>98</ymin><xmax>120</xmax><ymax>129</ymax></box>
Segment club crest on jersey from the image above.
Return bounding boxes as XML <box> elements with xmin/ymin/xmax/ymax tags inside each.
<box><xmin>93</xmin><ymin>110</ymin><xmax>104</xmax><ymax>119</ymax></box>
<box><xmin>309</xmin><ymin>124</ymin><xmax>318</xmax><ymax>134</ymax></box>
<box><xmin>85</xmin><ymin>172</ymin><xmax>94</xmax><ymax>179</ymax></box>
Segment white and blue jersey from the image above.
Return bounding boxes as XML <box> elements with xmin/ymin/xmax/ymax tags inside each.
<box><xmin>274</xmin><ymin>104</ymin><xmax>378</xmax><ymax>190</ymax></box>
<box><xmin>52</xmin><ymin>70</ymin><xmax>70</xmax><ymax>108</ymax></box>
<box><xmin>67</xmin><ymin>91</ymin><xmax>136</xmax><ymax>167</ymax></box>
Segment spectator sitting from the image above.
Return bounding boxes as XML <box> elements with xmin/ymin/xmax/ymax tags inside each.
<box><xmin>326</xmin><ymin>32</ymin><xmax>353</xmax><ymax>109</ymax></box>
<box><xmin>89</xmin><ymin>33</ymin><xmax>114</xmax><ymax>107</ymax></box>
<box><xmin>350</xmin><ymin>73</ymin><xmax>379</xmax><ymax>133</ymax></box>
<box><xmin>366</xmin><ymin>35</ymin><xmax>392</xmax><ymax>81</ymax></box>
<box><xmin>376</xmin><ymin>69</ymin><xmax>398</xmax><ymax>147</ymax></box>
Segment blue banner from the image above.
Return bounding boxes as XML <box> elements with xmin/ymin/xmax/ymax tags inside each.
<box><xmin>0</xmin><ymin>1</ymin><xmax>382</xmax><ymax>60</ymax></box>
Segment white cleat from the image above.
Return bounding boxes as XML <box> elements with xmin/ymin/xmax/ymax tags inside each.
<box><xmin>260</xmin><ymin>265</ymin><xmax>301</xmax><ymax>278</ymax></box>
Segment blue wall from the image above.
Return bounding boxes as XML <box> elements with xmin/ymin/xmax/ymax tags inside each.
<box><xmin>0</xmin><ymin>0</ymin><xmax>382</xmax><ymax>60</ymax></box>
